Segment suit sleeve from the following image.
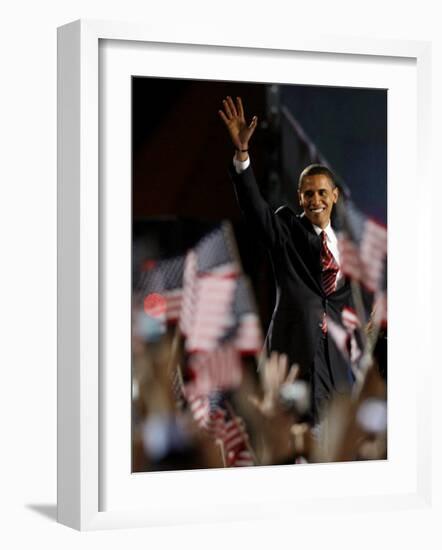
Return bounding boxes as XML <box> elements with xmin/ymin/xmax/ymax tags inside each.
<box><xmin>229</xmin><ymin>163</ymin><xmax>290</xmax><ymax>250</ymax></box>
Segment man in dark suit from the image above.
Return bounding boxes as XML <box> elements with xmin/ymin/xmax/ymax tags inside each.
<box><xmin>219</xmin><ymin>96</ymin><xmax>357</xmax><ymax>424</ymax></box>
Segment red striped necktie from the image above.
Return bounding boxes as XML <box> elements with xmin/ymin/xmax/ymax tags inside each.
<box><xmin>320</xmin><ymin>230</ymin><xmax>339</xmax><ymax>334</ymax></box>
<box><xmin>320</xmin><ymin>230</ymin><xmax>339</xmax><ymax>296</ymax></box>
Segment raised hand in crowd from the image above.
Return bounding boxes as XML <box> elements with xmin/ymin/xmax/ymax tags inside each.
<box><xmin>249</xmin><ymin>352</ymin><xmax>299</xmax><ymax>418</ymax></box>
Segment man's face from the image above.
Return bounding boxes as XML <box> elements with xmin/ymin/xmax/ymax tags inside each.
<box><xmin>298</xmin><ymin>174</ymin><xmax>339</xmax><ymax>229</ymax></box>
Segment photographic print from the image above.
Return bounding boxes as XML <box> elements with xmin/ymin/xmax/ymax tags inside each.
<box><xmin>131</xmin><ymin>77</ymin><xmax>387</xmax><ymax>472</ymax></box>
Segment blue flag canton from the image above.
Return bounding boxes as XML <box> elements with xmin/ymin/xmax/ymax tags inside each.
<box><xmin>194</xmin><ymin>222</ymin><xmax>239</xmax><ymax>274</ymax></box>
<box><xmin>136</xmin><ymin>255</ymin><xmax>185</xmax><ymax>295</ymax></box>
<box><xmin>342</xmin><ymin>200</ymin><xmax>367</xmax><ymax>244</ymax></box>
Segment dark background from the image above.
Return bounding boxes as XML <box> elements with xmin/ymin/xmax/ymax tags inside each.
<box><xmin>132</xmin><ymin>77</ymin><xmax>387</xmax><ymax>328</ymax></box>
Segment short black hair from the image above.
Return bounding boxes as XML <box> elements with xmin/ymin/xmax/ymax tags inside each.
<box><xmin>298</xmin><ymin>164</ymin><xmax>336</xmax><ymax>192</ymax></box>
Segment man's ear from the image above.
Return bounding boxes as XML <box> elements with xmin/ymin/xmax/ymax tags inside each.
<box><xmin>298</xmin><ymin>190</ymin><xmax>302</xmax><ymax>206</ymax></box>
<box><xmin>332</xmin><ymin>186</ymin><xmax>339</xmax><ymax>204</ymax></box>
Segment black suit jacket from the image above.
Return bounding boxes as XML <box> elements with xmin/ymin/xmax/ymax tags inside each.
<box><xmin>230</xmin><ymin>163</ymin><xmax>355</xmax><ymax>391</ymax></box>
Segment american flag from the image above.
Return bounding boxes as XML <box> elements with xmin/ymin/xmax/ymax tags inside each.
<box><xmin>187</xmin><ymin>394</ymin><xmax>212</xmax><ymax>429</ymax></box>
<box><xmin>326</xmin><ymin>316</ymin><xmax>351</xmax><ymax>361</ymax></box>
<box><xmin>186</xmin><ymin>392</ymin><xmax>235</xmax><ymax>447</ymax></box>
<box><xmin>337</xmin><ymin>200</ymin><xmax>387</xmax><ymax>293</ymax></box>
<box><xmin>180</xmin><ymin>223</ymin><xmax>242</xmax><ymax>352</ymax></box>
<box><xmin>185</xmin><ymin>343</ymin><xmax>243</xmax><ymax>397</ymax></box>
<box><xmin>179</xmin><ymin>249</ymin><xmax>198</xmax><ymax>337</ymax></box>
<box><xmin>194</xmin><ymin>222</ymin><xmax>241</xmax><ymax>277</ymax></box>
<box><xmin>342</xmin><ymin>306</ymin><xmax>360</xmax><ymax>331</ymax></box>
<box><xmin>230</xmin><ymin>449</ymin><xmax>255</xmax><ymax>467</ymax></box>
<box><xmin>136</xmin><ymin>255</ymin><xmax>184</xmax><ymax>322</ymax></box>
<box><xmin>223</xmin><ymin>276</ymin><xmax>263</xmax><ymax>355</ymax></box>
<box><xmin>186</xmin><ymin>392</ymin><xmax>255</xmax><ymax>467</ymax></box>
<box><xmin>222</xmin><ymin>415</ymin><xmax>255</xmax><ymax>467</ymax></box>
<box><xmin>327</xmin><ymin>306</ymin><xmax>362</xmax><ymax>365</ymax></box>
<box><xmin>183</xmin><ymin>274</ymin><xmax>237</xmax><ymax>352</ymax></box>
<box><xmin>341</xmin><ymin>306</ymin><xmax>362</xmax><ymax>363</ymax></box>
<box><xmin>234</xmin><ymin>314</ymin><xmax>263</xmax><ymax>354</ymax></box>
<box><xmin>186</xmin><ymin>391</ymin><xmax>225</xmax><ymax>432</ymax></box>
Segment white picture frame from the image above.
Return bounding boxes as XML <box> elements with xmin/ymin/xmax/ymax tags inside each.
<box><xmin>57</xmin><ymin>19</ymin><xmax>432</xmax><ymax>531</ymax></box>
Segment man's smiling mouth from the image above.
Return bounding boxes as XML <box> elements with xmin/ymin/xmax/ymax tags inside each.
<box><xmin>309</xmin><ymin>207</ymin><xmax>325</xmax><ymax>213</ymax></box>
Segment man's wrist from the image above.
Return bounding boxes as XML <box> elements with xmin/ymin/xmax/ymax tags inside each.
<box><xmin>234</xmin><ymin>149</ymin><xmax>249</xmax><ymax>162</ymax></box>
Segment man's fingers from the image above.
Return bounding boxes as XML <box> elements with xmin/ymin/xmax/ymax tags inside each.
<box><xmin>244</xmin><ymin>117</ymin><xmax>258</xmax><ymax>144</ymax></box>
<box><xmin>226</xmin><ymin>96</ymin><xmax>238</xmax><ymax>117</ymax></box>
<box><xmin>248</xmin><ymin>115</ymin><xmax>258</xmax><ymax>129</ymax></box>
<box><xmin>277</xmin><ymin>353</ymin><xmax>289</xmax><ymax>381</ymax></box>
<box><xmin>222</xmin><ymin>98</ymin><xmax>233</xmax><ymax>119</ymax></box>
<box><xmin>218</xmin><ymin>109</ymin><xmax>230</xmax><ymax>126</ymax></box>
<box><xmin>269</xmin><ymin>351</ymin><xmax>279</xmax><ymax>365</ymax></box>
<box><xmin>236</xmin><ymin>96</ymin><xmax>245</xmax><ymax>118</ymax></box>
<box><xmin>264</xmin><ymin>351</ymin><xmax>278</xmax><ymax>386</ymax></box>
<box><xmin>286</xmin><ymin>364</ymin><xmax>300</xmax><ymax>384</ymax></box>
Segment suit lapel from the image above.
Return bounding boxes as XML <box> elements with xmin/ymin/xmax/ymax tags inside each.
<box><xmin>298</xmin><ymin>215</ymin><xmax>323</xmax><ymax>294</ymax></box>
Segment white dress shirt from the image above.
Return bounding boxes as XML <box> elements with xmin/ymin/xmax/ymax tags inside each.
<box><xmin>233</xmin><ymin>155</ymin><xmax>250</xmax><ymax>173</ymax></box>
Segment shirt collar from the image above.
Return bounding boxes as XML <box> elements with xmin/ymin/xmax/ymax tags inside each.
<box><xmin>312</xmin><ymin>221</ymin><xmax>335</xmax><ymax>241</ymax></box>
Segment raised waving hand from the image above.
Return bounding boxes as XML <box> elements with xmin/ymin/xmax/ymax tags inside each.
<box><xmin>218</xmin><ymin>96</ymin><xmax>258</xmax><ymax>155</ymax></box>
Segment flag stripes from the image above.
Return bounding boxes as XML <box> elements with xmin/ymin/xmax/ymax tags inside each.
<box><xmin>326</xmin><ymin>316</ymin><xmax>350</xmax><ymax>359</ymax></box>
<box><xmin>342</xmin><ymin>306</ymin><xmax>360</xmax><ymax>331</ymax></box>
<box><xmin>327</xmin><ymin>307</ymin><xmax>362</xmax><ymax>366</ymax></box>
<box><xmin>186</xmin><ymin>344</ymin><xmax>243</xmax><ymax>396</ymax></box>
<box><xmin>135</xmin><ymin>222</ymin><xmax>260</xmax><ymax>468</ymax></box>
<box><xmin>195</xmin><ymin>222</ymin><xmax>241</xmax><ymax>275</ymax></box>
<box><xmin>234</xmin><ymin>313</ymin><xmax>263</xmax><ymax>354</ymax></box>
<box><xmin>186</xmin><ymin>393</ymin><xmax>255</xmax><ymax>467</ymax></box>
<box><xmin>184</xmin><ymin>275</ymin><xmax>237</xmax><ymax>352</ymax></box>
<box><xmin>231</xmin><ymin>449</ymin><xmax>255</xmax><ymax>467</ymax></box>
<box><xmin>338</xmin><ymin>213</ymin><xmax>387</xmax><ymax>293</ymax></box>
<box><xmin>136</xmin><ymin>255</ymin><xmax>185</xmax><ymax>322</ymax></box>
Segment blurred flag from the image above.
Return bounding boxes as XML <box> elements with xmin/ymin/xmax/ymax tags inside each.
<box><xmin>194</xmin><ymin>222</ymin><xmax>241</xmax><ymax>276</ymax></box>
<box><xmin>231</xmin><ymin>449</ymin><xmax>255</xmax><ymax>467</ymax></box>
<box><xmin>136</xmin><ymin>255</ymin><xmax>185</xmax><ymax>322</ymax></box>
<box><xmin>326</xmin><ymin>317</ymin><xmax>350</xmax><ymax>361</ymax></box>
<box><xmin>327</xmin><ymin>306</ymin><xmax>362</xmax><ymax>365</ymax></box>
<box><xmin>342</xmin><ymin>306</ymin><xmax>362</xmax><ymax>364</ymax></box>
<box><xmin>222</xmin><ymin>416</ymin><xmax>255</xmax><ymax>467</ymax></box>
<box><xmin>234</xmin><ymin>314</ymin><xmax>263</xmax><ymax>355</ymax></box>
<box><xmin>186</xmin><ymin>343</ymin><xmax>243</xmax><ymax>396</ymax></box>
<box><xmin>180</xmin><ymin>249</ymin><xmax>197</xmax><ymax>336</ymax></box>
<box><xmin>186</xmin><ymin>392</ymin><xmax>255</xmax><ymax>467</ymax></box>
<box><xmin>184</xmin><ymin>274</ymin><xmax>237</xmax><ymax>352</ymax></box>
<box><xmin>187</xmin><ymin>394</ymin><xmax>212</xmax><ymax>430</ymax></box>
<box><xmin>186</xmin><ymin>391</ymin><xmax>225</xmax><ymax>431</ymax></box>
<box><xmin>224</xmin><ymin>276</ymin><xmax>263</xmax><ymax>355</ymax></box>
<box><xmin>180</xmin><ymin>223</ymin><xmax>243</xmax><ymax>352</ymax></box>
<box><xmin>337</xmin><ymin>200</ymin><xmax>387</xmax><ymax>293</ymax></box>
<box><xmin>342</xmin><ymin>306</ymin><xmax>360</xmax><ymax>332</ymax></box>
